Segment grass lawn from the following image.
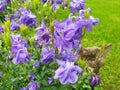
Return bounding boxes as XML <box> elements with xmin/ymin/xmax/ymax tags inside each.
<box><xmin>83</xmin><ymin>0</ymin><xmax>120</xmax><ymax>89</ymax></box>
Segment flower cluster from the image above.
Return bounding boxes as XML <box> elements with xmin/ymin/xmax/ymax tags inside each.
<box><xmin>0</xmin><ymin>0</ymin><xmax>101</xmax><ymax>89</ymax></box>
<box><xmin>4</xmin><ymin>8</ymin><xmax>37</xmax><ymax>32</ymax></box>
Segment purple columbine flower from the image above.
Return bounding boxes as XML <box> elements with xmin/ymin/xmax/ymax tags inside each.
<box><xmin>54</xmin><ymin>19</ymin><xmax>73</xmax><ymax>53</ymax></box>
<box><xmin>52</xmin><ymin>2</ymin><xmax>59</xmax><ymax>10</ymax></box>
<box><xmin>41</xmin><ymin>47</ymin><xmax>55</xmax><ymax>64</ymax></box>
<box><xmin>76</xmin><ymin>9</ymin><xmax>99</xmax><ymax>32</ymax></box>
<box><xmin>0</xmin><ymin>72</ymin><xmax>3</xmax><ymax>76</ymax></box>
<box><xmin>47</xmin><ymin>77</ymin><xmax>54</xmax><ymax>84</ymax></box>
<box><xmin>61</xmin><ymin>50</ymin><xmax>77</xmax><ymax>62</ymax></box>
<box><xmin>20</xmin><ymin>87</ymin><xmax>27</xmax><ymax>90</ymax></box>
<box><xmin>0</xmin><ymin>1</ymin><xmax>6</xmax><ymax>12</ymax></box>
<box><xmin>10</xmin><ymin>20</ymin><xmax>19</xmax><ymax>31</ymax></box>
<box><xmin>20</xmin><ymin>8</ymin><xmax>36</xmax><ymax>27</ymax></box>
<box><xmin>28</xmin><ymin>72</ymin><xmax>35</xmax><ymax>80</ymax></box>
<box><xmin>10</xmin><ymin>34</ymin><xmax>30</xmax><ymax>65</ymax></box>
<box><xmin>70</xmin><ymin>0</ymin><xmax>85</xmax><ymax>13</ymax></box>
<box><xmin>54</xmin><ymin>18</ymin><xmax>82</xmax><ymax>53</ymax></box>
<box><xmin>41</xmin><ymin>0</ymin><xmax>47</xmax><ymax>3</ymax></box>
<box><xmin>33</xmin><ymin>61</ymin><xmax>40</xmax><ymax>68</ymax></box>
<box><xmin>35</xmin><ymin>21</ymin><xmax>51</xmax><ymax>45</ymax></box>
<box><xmin>6</xmin><ymin>0</ymin><xmax>11</xmax><ymax>3</ymax></box>
<box><xmin>90</xmin><ymin>74</ymin><xmax>100</xmax><ymax>87</ymax></box>
<box><xmin>5</xmin><ymin>14</ymin><xmax>14</xmax><ymax>20</ymax></box>
<box><xmin>5</xmin><ymin>11</ymin><xmax>20</xmax><ymax>20</ymax></box>
<box><xmin>54</xmin><ymin>60</ymin><xmax>82</xmax><ymax>84</ymax></box>
<box><xmin>0</xmin><ymin>26</ymin><xmax>4</xmax><ymax>33</ymax></box>
<box><xmin>28</xmin><ymin>81</ymin><xmax>38</xmax><ymax>90</ymax></box>
<box><xmin>56</xmin><ymin>0</ymin><xmax>62</xmax><ymax>4</ymax></box>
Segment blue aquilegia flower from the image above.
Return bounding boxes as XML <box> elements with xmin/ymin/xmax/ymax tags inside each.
<box><xmin>56</xmin><ymin>0</ymin><xmax>63</xmax><ymax>4</ymax></box>
<box><xmin>41</xmin><ymin>47</ymin><xmax>55</xmax><ymax>64</ymax></box>
<box><xmin>54</xmin><ymin>60</ymin><xmax>82</xmax><ymax>84</ymax></box>
<box><xmin>20</xmin><ymin>87</ymin><xmax>27</xmax><ymax>90</ymax></box>
<box><xmin>75</xmin><ymin>8</ymin><xmax>99</xmax><ymax>32</ymax></box>
<box><xmin>35</xmin><ymin>21</ymin><xmax>51</xmax><ymax>45</ymax></box>
<box><xmin>5</xmin><ymin>11</ymin><xmax>20</xmax><ymax>20</ymax></box>
<box><xmin>10</xmin><ymin>20</ymin><xmax>19</xmax><ymax>31</ymax></box>
<box><xmin>54</xmin><ymin>18</ymin><xmax>82</xmax><ymax>53</ymax></box>
<box><xmin>47</xmin><ymin>77</ymin><xmax>54</xmax><ymax>84</ymax></box>
<box><xmin>61</xmin><ymin>50</ymin><xmax>77</xmax><ymax>62</ymax></box>
<box><xmin>90</xmin><ymin>74</ymin><xmax>100</xmax><ymax>87</ymax></box>
<box><xmin>33</xmin><ymin>61</ymin><xmax>40</xmax><ymax>68</ymax></box>
<box><xmin>41</xmin><ymin>0</ymin><xmax>47</xmax><ymax>3</ymax></box>
<box><xmin>70</xmin><ymin>0</ymin><xmax>85</xmax><ymax>13</ymax></box>
<box><xmin>0</xmin><ymin>26</ymin><xmax>4</xmax><ymax>33</ymax></box>
<box><xmin>10</xmin><ymin>34</ymin><xmax>30</xmax><ymax>65</ymax></box>
<box><xmin>20</xmin><ymin>8</ymin><xmax>36</xmax><ymax>27</ymax></box>
<box><xmin>28</xmin><ymin>81</ymin><xmax>38</xmax><ymax>90</ymax></box>
<box><xmin>0</xmin><ymin>72</ymin><xmax>3</xmax><ymax>76</ymax></box>
<box><xmin>52</xmin><ymin>2</ymin><xmax>59</xmax><ymax>10</ymax></box>
<box><xmin>0</xmin><ymin>1</ymin><xmax>6</xmax><ymax>12</ymax></box>
<box><xmin>6</xmin><ymin>0</ymin><xmax>11</xmax><ymax>3</ymax></box>
<box><xmin>28</xmin><ymin>72</ymin><xmax>35</xmax><ymax>80</ymax></box>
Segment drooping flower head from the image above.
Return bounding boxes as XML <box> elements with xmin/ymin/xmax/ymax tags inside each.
<box><xmin>54</xmin><ymin>60</ymin><xmax>82</xmax><ymax>84</ymax></box>
<box><xmin>20</xmin><ymin>87</ymin><xmax>27</xmax><ymax>90</ymax></box>
<box><xmin>20</xmin><ymin>8</ymin><xmax>36</xmax><ymax>27</ymax></box>
<box><xmin>10</xmin><ymin>20</ymin><xmax>19</xmax><ymax>31</ymax></box>
<box><xmin>28</xmin><ymin>81</ymin><xmax>38</xmax><ymax>90</ymax></box>
<box><xmin>41</xmin><ymin>47</ymin><xmax>55</xmax><ymax>64</ymax></box>
<box><xmin>0</xmin><ymin>26</ymin><xmax>4</xmax><ymax>33</ymax></box>
<box><xmin>0</xmin><ymin>72</ymin><xmax>3</xmax><ymax>76</ymax></box>
<box><xmin>35</xmin><ymin>21</ymin><xmax>51</xmax><ymax>45</ymax></box>
<box><xmin>33</xmin><ymin>61</ymin><xmax>40</xmax><ymax>68</ymax></box>
<box><xmin>56</xmin><ymin>0</ymin><xmax>63</xmax><ymax>4</ymax></box>
<box><xmin>89</xmin><ymin>74</ymin><xmax>100</xmax><ymax>87</ymax></box>
<box><xmin>47</xmin><ymin>77</ymin><xmax>54</xmax><ymax>84</ymax></box>
<box><xmin>5</xmin><ymin>11</ymin><xmax>20</xmax><ymax>20</ymax></box>
<box><xmin>54</xmin><ymin>18</ymin><xmax>82</xmax><ymax>53</ymax></box>
<box><xmin>76</xmin><ymin>8</ymin><xmax>99</xmax><ymax>32</ymax></box>
<box><xmin>52</xmin><ymin>2</ymin><xmax>59</xmax><ymax>10</ymax></box>
<box><xmin>10</xmin><ymin>34</ymin><xmax>30</xmax><ymax>65</ymax></box>
<box><xmin>60</xmin><ymin>50</ymin><xmax>77</xmax><ymax>62</ymax></box>
<box><xmin>6</xmin><ymin>0</ymin><xmax>11</xmax><ymax>3</ymax></box>
<box><xmin>0</xmin><ymin>1</ymin><xmax>6</xmax><ymax>12</ymax></box>
<box><xmin>28</xmin><ymin>72</ymin><xmax>35</xmax><ymax>80</ymax></box>
<box><xmin>41</xmin><ymin>0</ymin><xmax>47</xmax><ymax>3</ymax></box>
<box><xmin>70</xmin><ymin>0</ymin><xmax>85</xmax><ymax>13</ymax></box>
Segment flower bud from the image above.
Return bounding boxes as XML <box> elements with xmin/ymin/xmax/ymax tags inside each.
<box><xmin>28</xmin><ymin>72</ymin><xmax>35</xmax><ymax>80</ymax></box>
<box><xmin>84</xmin><ymin>11</ymin><xmax>90</xmax><ymax>18</ymax></box>
<box><xmin>90</xmin><ymin>74</ymin><xmax>100</xmax><ymax>87</ymax></box>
